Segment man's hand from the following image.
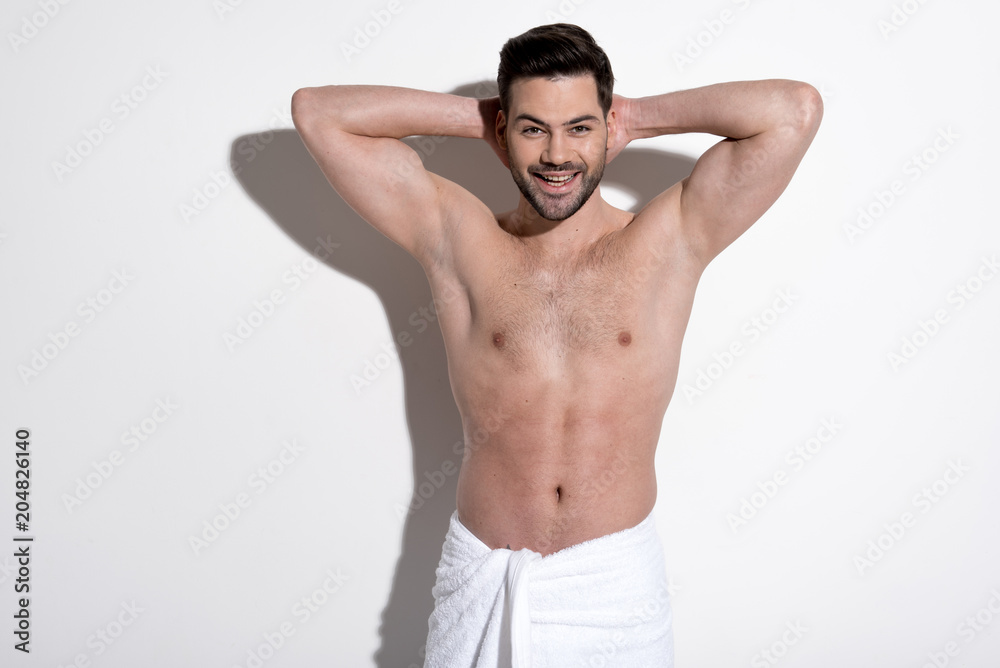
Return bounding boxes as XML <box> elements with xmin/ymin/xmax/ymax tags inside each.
<box><xmin>605</xmin><ymin>94</ymin><xmax>634</xmax><ymax>164</ymax></box>
<box><xmin>479</xmin><ymin>96</ymin><xmax>509</xmax><ymax>169</ymax></box>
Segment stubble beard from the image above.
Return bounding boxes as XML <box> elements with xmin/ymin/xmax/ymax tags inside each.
<box><xmin>509</xmin><ymin>155</ymin><xmax>606</xmax><ymax>222</ymax></box>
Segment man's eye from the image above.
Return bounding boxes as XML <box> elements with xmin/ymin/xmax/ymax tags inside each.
<box><xmin>523</xmin><ymin>127</ymin><xmax>542</xmax><ymax>135</ymax></box>
<box><xmin>572</xmin><ymin>126</ymin><xmax>590</xmax><ymax>133</ymax></box>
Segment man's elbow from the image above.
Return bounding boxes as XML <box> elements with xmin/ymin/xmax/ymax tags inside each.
<box><xmin>785</xmin><ymin>82</ymin><xmax>823</xmax><ymax>135</ymax></box>
<box><xmin>291</xmin><ymin>86</ymin><xmax>317</xmax><ymax>130</ymax></box>
<box><xmin>291</xmin><ymin>85</ymin><xmax>345</xmax><ymax>132</ymax></box>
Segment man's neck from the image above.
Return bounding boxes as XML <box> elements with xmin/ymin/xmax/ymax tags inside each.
<box><xmin>506</xmin><ymin>186</ymin><xmax>618</xmax><ymax>256</ymax></box>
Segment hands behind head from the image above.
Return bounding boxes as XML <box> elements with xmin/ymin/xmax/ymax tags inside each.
<box><xmin>605</xmin><ymin>94</ymin><xmax>634</xmax><ymax>164</ymax></box>
<box><xmin>480</xmin><ymin>96</ymin><xmax>510</xmax><ymax>169</ymax></box>
<box><xmin>479</xmin><ymin>93</ymin><xmax>632</xmax><ymax>168</ymax></box>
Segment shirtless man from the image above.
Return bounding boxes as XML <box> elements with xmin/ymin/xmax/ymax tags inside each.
<box><xmin>291</xmin><ymin>22</ymin><xmax>821</xmax><ymax>667</ymax></box>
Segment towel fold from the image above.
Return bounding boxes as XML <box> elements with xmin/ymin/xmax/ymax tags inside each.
<box><xmin>424</xmin><ymin>510</ymin><xmax>674</xmax><ymax>667</ymax></box>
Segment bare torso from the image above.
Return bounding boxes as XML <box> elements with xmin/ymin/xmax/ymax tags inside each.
<box><xmin>288</xmin><ymin>76</ymin><xmax>821</xmax><ymax>557</ymax></box>
<box><xmin>425</xmin><ymin>191</ymin><xmax>702</xmax><ymax>555</ymax></box>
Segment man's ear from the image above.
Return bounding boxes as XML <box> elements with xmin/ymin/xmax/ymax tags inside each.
<box><xmin>605</xmin><ymin>108</ymin><xmax>617</xmax><ymax>150</ymax></box>
<box><xmin>496</xmin><ymin>110</ymin><xmax>508</xmax><ymax>151</ymax></box>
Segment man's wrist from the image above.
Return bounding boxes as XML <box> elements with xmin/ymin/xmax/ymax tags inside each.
<box><xmin>626</xmin><ymin>93</ymin><xmax>684</xmax><ymax>140</ymax></box>
<box><xmin>626</xmin><ymin>81</ymin><xmax>817</xmax><ymax>142</ymax></box>
<box><xmin>477</xmin><ymin>96</ymin><xmax>502</xmax><ymax>140</ymax></box>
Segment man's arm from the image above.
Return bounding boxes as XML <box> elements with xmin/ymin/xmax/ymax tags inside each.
<box><xmin>613</xmin><ymin>80</ymin><xmax>823</xmax><ymax>267</ymax></box>
<box><xmin>290</xmin><ymin>85</ymin><xmax>502</xmax><ymax>265</ymax></box>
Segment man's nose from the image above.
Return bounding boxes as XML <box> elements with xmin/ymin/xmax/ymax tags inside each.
<box><xmin>541</xmin><ymin>133</ymin><xmax>570</xmax><ymax>166</ymax></box>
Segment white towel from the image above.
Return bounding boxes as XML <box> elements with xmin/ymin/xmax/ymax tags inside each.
<box><xmin>424</xmin><ymin>510</ymin><xmax>674</xmax><ymax>667</ymax></box>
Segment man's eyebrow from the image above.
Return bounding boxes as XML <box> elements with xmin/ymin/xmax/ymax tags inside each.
<box><xmin>513</xmin><ymin>113</ymin><xmax>602</xmax><ymax>127</ymax></box>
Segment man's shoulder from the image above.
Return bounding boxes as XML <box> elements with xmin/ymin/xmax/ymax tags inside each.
<box><xmin>417</xmin><ymin>181</ymin><xmax>512</xmax><ymax>276</ymax></box>
<box><xmin>611</xmin><ymin>183</ymin><xmax>705</xmax><ymax>273</ymax></box>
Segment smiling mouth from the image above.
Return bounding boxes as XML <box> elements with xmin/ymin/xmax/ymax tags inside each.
<box><xmin>533</xmin><ymin>172</ymin><xmax>579</xmax><ymax>191</ymax></box>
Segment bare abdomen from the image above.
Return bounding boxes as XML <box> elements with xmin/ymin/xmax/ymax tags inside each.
<box><xmin>453</xmin><ymin>370</ymin><xmax>666</xmax><ymax>555</ymax></box>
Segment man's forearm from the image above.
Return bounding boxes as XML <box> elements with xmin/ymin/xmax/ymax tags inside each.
<box><xmin>626</xmin><ymin>79</ymin><xmax>818</xmax><ymax>142</ymax></box>
<box><xmin>291</xmin><ymin>84</ymin><xmax>495</xmax><ymax>142</ymax></box>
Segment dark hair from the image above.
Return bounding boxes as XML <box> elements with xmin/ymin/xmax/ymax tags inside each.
<box><xmin>497</xmin><ymin>23</ymin><xmax>614</xmax><ymax>117</ymax></box>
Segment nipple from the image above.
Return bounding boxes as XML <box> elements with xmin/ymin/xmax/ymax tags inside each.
<box><xmin>618</xmin><ymin>331</ymin><xmax>632</xmax><ymax>346</ymax></box>
<box><xmin>492</xmin><ymin>332</ymin><xmax>506</xmax><ymax>348</ymax></box>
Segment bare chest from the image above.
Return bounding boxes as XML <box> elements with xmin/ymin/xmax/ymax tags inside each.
<box><xmin>478</xmin><ymin>236</ymin><xmax>645</xmax><ymax>357</ymax></box>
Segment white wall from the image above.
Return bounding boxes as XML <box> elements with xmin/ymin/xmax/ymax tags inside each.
<box><xmin>2</xmin><ymin>0</ymin><xmax>998</xmax><ymax>666</ymax></box>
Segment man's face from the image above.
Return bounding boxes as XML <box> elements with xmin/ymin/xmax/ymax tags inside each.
<box><xmin>499</xmin><ymin>75</ymin><xmax>610</xmax><ymax>222</ymax></box>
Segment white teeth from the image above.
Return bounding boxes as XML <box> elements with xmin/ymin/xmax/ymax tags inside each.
<box><xmin>539</xmin><ymin>174</ymin><xmax>574</xmax><ymax>184</ymax></box>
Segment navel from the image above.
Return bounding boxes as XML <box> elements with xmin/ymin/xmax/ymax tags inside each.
<box><xmin>618</xmin><ymin>331</ymin><xmax>632</xmax><ymax>346</ymax></box>
<box><xmin>492</xmin><ymin>332</ymin><xmax>506</xmax><ymax>349</ymax></box>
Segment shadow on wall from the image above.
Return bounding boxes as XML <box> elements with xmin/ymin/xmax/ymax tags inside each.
<box><xmin>231</xmin><ymin>81</ymin><xmax>696</xmax><ymax>668</ymax></box>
